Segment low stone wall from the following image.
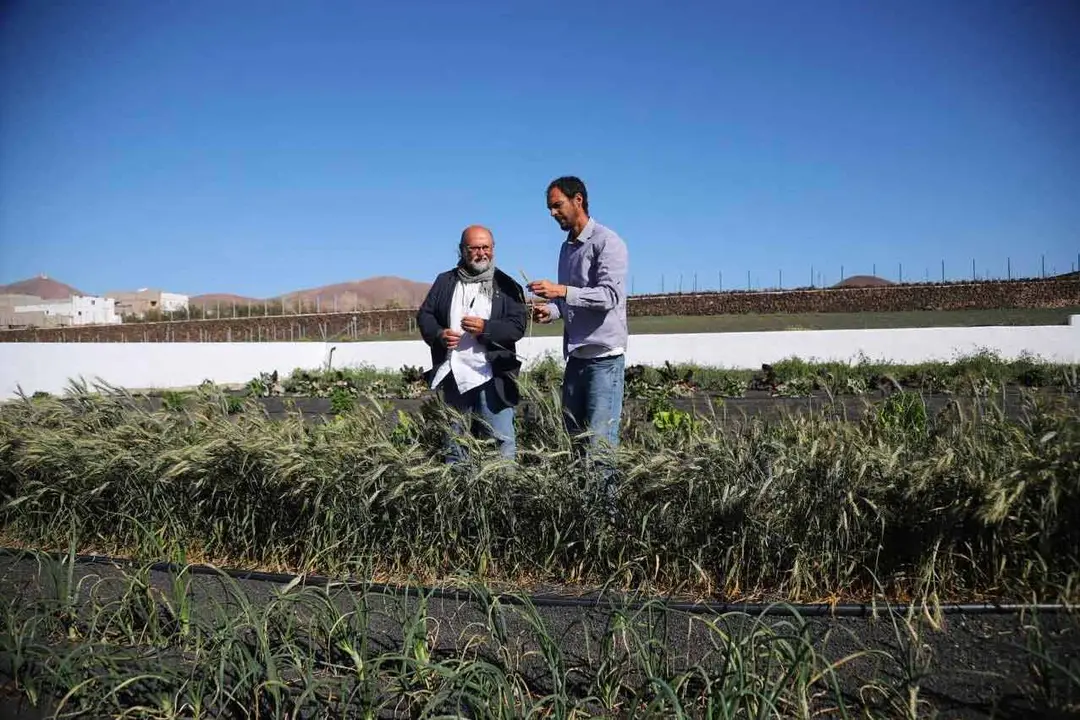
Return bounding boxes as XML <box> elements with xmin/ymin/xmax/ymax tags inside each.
<box><xmin>1</xmin><ymin>278</ymin><xmax>1076</xmax><ymax>343</ymax></box>
<box><xmin>0</xmin><ymin>309</ymin><xmax>417</xmax><ymax>343</ymax></box>
<box><xmin>630</xmin><ymin>278</ymin><xmax>1080</xmax><ymax>315</ymax></box>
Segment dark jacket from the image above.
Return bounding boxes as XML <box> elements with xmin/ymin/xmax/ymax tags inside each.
<box><xmin>416</xmin><ymin>267</ymin><xmax>528</xmax><ymax>408</ymax></box>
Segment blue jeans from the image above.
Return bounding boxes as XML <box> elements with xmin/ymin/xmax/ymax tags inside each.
<box><xmin>562</xmin><ymin>353</ymin><xmax>625</xmax><ymax>515</ymax></box>
<box><xmin>439</xmin><ymin>377</ymin><xmax>516</xmax><ymax>463</ymax></box>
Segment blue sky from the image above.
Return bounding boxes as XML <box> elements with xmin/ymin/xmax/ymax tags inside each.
<box><xmin>1</xmin><ymin>0</ymin><xmax>1077</xmax><ymax>297</ymax></box>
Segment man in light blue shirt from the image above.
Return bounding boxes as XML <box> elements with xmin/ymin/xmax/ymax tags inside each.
<box><xmin>528</xmin><ymin>176</ymin><xmax>629</xmax><ymax>521</ymax></box>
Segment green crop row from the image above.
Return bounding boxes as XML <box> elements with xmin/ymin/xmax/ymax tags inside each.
<box><xmin>229</xmin><ymin>350</ymin><xmax>1080</xmax><ymax>403</ymax></box>
<box><xmin>1</xmin><ymin>378</ymin><xmax>1077</xmax><ymax>606</ymax></box>
<box><xmin>4</xmin><ymin>549</ymin><xmax>1075</xmax><ymax>719</ymax></box>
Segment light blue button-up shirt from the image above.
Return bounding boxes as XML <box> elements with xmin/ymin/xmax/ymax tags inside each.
<box><xmin>544</xmin><ymin>217</ymin><xmax>629</xmax><ymax>359</ymax></box>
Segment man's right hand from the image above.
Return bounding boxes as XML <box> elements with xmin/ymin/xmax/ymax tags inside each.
<box><xmin>531</xmin><ymin>303</ymin><xmax>553</xmax><ymax>324</ymax></box>
<box><xmin>441</xmin><ymin>328</ymin><xmax>463</xmax><ymax>348</ymax></box>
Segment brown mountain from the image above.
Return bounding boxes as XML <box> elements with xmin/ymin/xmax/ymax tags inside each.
<box><xmin>189</xmin><ymin>293</ymin><xmax>261</xmax><ymax>307</ymax></box>
<box><xmin>833</xmin><ymin>275</ymin><xmax>894</xmax><ymax>289</ymax></box>
<box><xmin>190</xmin><ymin>276</ymin><xmax>431</xmax><ymax>311</ymax></box>
<box><xmin>1</xmin><ymin>274</ymin><xmax>430</xmax><ymax>311</ymax></box>
<box><xmin>281</xmin><ymin>276</ymin><xmax>431</xmax><ymax>311</ymax></box>
<box><xmin>0</xmin><ymin>275</ymin><xmax>84</xmax><ymax>299</ymax></box>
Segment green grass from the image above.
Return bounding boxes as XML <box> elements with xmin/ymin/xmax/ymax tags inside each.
<box><xmin>225</xmin><ymin>351</ymin><xmax>1080</xmax><ymax>402</ymax></box>
<box><xmin>2</xmin><ymin>377</ymin><xmax>1078</xmax><ymax>606</ymax></box>
<box><xmin>347</xmin><ymin>306</ymin><xmax>1080</xmax><ymax>341</ymax></box>
<box><xmin>15</xmin><ymin>549</ymin><xmax>1075</xmax><ymax>719</ymax></box>
<box><xmin>619</xmin><ymin>306</ymin><xmax>1080</xmax><ymax>334</ymax></box>
<box><xmin>3</xmin><ymin>359</ymin><xmax>1080</xmax><ymax>716</ymax></box>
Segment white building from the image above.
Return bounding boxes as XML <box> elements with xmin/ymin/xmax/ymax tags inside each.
<box><xmin>159</xmin><ymin>291</ymin><xmax>189</xmax><ymax>313</ymax></box>
<box><xmin>106</xmin><ymin>288</ymin><xmax>189</xmax><ymax>317</ymax></box>
<box><xmin>9</xmin><ymin>295</ymin><xmax>119</xmax><ymax>327</ymax></box>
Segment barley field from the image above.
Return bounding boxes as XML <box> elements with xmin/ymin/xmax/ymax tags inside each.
<box><xmin>3</xmin><ymin>367</ymin><xmax>1077</xmax><ymax>604</ymax></box>
<box><xmin>1</xmin><ymin>354</ymin><xmax>1078</xmax><ymax>717</ymax></box>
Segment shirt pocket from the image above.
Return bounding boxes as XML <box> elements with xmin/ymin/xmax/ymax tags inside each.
<box><xmin>573</xmin><ymin>247</ymin><xmax>594</xmax><ymax>286</ymax></box>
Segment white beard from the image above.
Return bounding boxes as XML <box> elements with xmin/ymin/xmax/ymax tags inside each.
<box><xmin>463</xmin><ymin>257</ymin><xmax>491</xmax><ymax>274</ymax></box>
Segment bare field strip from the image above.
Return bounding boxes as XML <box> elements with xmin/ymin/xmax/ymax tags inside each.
<box><xmin>127</xmin><ymin>388</ymin><xmax>1080</xmax><ymax>426</ymax></box>
<box><xmin>342</xmin><ymin>307</ymin><xmax>1080</xmax><ymax>342</ymax></box>
<box><xmin>545</xmin><ymin>307</ymin><xmax>1080</xmax><ymax>336</ymax></box>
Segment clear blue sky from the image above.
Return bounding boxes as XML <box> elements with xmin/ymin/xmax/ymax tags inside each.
<box><xmin>1</xmin><ymin>0</ymin><xmax>1078</xmax><ymax>297</ymax></box>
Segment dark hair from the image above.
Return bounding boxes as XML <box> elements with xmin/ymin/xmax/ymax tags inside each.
<box><xmin>547</xmin><ymin>176</ymin><xmax>588</xmax><ymax>214</ymax></box>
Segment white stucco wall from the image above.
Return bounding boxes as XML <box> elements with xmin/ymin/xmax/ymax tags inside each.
<box><xmin>159</xmin><ymin>293</ymin><xmax>189</xmax><ymax>313</ymax></box>
<box><xmin>70</xmin><ymin>296</ymin><xmax>119</xmax><ymax>325</ymax></box>
<box><xmin>12</xmin><ymin>296</ymin><xmax>119</xmax><ymax>326</ymax></box>
<box><xmin>1</xmin><ymin>323</ymin><xmax>1077</xmax><ymax>399</ymax></box>
<box><xmin>619</xmin><ymin>325</ymin><xmax>1080</xmax><ymax>368</ymax></box>
<box><xmin>0</xmin><ymin>343</ymin><xmax>326</xmax><ymax>397</ymax></box>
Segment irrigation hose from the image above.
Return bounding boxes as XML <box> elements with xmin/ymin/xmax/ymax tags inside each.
<box><xmin>1</xmin><ymin>547</ymin><xmax>1072</xmax><ymax>618</ymax></box>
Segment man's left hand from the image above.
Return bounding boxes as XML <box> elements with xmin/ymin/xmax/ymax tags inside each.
<box><xmin>527</xmin><ymin>279</ymin><xmax>567</xmax><ymax>300</ymax></box>
<box><xmin>461</xmin><ymin>315</ymin><xmax>486</xmax><ymax>335</ymax></box>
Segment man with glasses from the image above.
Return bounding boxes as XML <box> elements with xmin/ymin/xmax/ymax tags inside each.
<box><xmin>417</xmin><ymin>225</ymin><xmax>528</xmax><ymax>462</ymax></box>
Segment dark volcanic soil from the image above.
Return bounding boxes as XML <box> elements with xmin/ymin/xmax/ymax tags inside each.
<box><xmin>120</xmin><ymin>388</ymin><xmax>1080</xmax><ymax>427</ymax></box>
<box><xmin>0</xmin><ymin>555</ymin><xmax>1077</xmax><ymax>718</ymax></box>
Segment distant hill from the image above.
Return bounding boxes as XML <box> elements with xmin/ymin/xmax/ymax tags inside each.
<box><xmin>189</xmin><ymin>293</ymin><xmax>260</xmax><ymax>307</ymax></box>
<box><xmin>281</xmin><ymin>276</ymin><xmax>431</xmax><ymax>310</ymax></box>
<box><xmin>1</xmin><ymin>274</ymin><xmax>430</xmax><ymax>311</ymax></box>
<box><xmin>8</xmin><ymin>269</ymin><xmax>1069</xmax><ymax>315</ymax></box>
<box><xmin>191</xmin><ymin>276</ymin><xmax>431</xmax><ymax>311</ymax></box>
<box><xmin>0</xmin><ymin>275</ymin><xmax>84</xmax><ymax>299</ymax></box>
<box><xmin>833</xmin><ymin>275</ymin><xmax>894</xmax><ymax>289</ymax></box>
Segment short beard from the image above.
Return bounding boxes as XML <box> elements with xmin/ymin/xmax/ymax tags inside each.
<box><xmin>461</xmin><ymin>256</ymin><xmax>491</xmax><ymax>274</ymax></box>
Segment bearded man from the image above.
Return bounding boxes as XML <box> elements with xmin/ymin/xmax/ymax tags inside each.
<box><xmin>528</xmin><ymin>176</ymin><xmax>629</xmax><ymax>522</ymax></box>
<box><xmin>416</xmin><ymin>224</ymin><xmax>528</xmax><ymax>462</ymax></box>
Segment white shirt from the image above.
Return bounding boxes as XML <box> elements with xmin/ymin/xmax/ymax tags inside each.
<box><xmin>429</xmin><ymin>280</ymin><xmax>494</xmax><ymax>393</ymax></box>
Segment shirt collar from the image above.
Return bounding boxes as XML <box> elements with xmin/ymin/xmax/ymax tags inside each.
<box><xmin>567</xmin><ymin>217</ymin><xmax>596</xmax><ymax>245</ymax></box>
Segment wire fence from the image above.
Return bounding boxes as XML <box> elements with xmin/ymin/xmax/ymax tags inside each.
<box><xmin>130</xmin><ymin>296</ymin><xmax>411</xmax><ymax>323</ymax></box>
<box><xmin>628</xmin><ymin>253</ymin><xmax>1078</xmax><ymax>296</ymax></box>
<box><xmin>115</xmin><ymin>252</ymin><xmax>1079</xmax><ymax>324</ymax></box>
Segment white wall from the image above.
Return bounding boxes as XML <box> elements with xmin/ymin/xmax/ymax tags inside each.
<box><xmin>0</xmin><ymin>343</ymin><xmax>326</xmax><ymax>397</ymax></box>
<box><xmin>70</xmin><ymin>296</ymin><xmax>119</xmax><ymax>325</ymax></box>
<box><xmin>160</xmin><ymin>292</ymin><xmax>189</xmax><ymax>313</ymax></box>
<box><xmin>13</xmin><ymin>296</ymin><xmax>119</xmax><ymax>326</ymax></box>
<box><xmin>12</xmin><ymin>300</ymin><xmax>71</xmax><ymax>318</ymax></box>
<box><xmin>622</xmin><ymin>325</ymin><xmax>1080</xmax><ymax>368</ymax></box>
<box><xmin>1</xmin><ymin>323</ymin><xmax>1078</xmax><ymax>399</ymax></box>
<box><xmin>0</xmin><ymin>294</ymin><xmax>43</xmax><ymax>309</ymax></box>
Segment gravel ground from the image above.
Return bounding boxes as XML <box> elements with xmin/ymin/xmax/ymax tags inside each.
<box><xmin>1</xmin><ymin>555</ymin><xmax>1077</xmax><ymax>718</ymax></box>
